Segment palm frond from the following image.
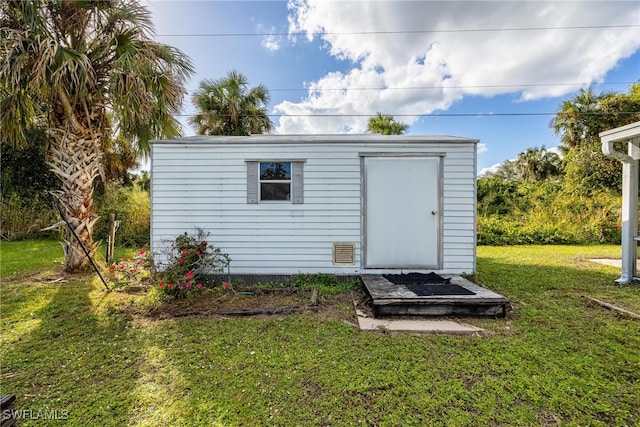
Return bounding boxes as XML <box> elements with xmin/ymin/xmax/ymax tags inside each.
<box><xmin>190</xmin><ymin>70</ymin><xmax>273</xmax><ymax>136</ymax></box>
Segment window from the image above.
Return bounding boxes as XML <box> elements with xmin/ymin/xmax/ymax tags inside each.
<box><xmin>247</xmin><ymin>160</ymin><xmax>304</xmax><ymax>204</ymax></box>
<box><xmin>260</xmin><ymin>162</ymin><xmax>291</xmax><ymax>201</ymax></box>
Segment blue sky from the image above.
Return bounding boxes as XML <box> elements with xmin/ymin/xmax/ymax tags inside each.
<box><xmin>146</xmin><ymin>0</ymin><xmax>640</xmax><ymax>174</ymax></box>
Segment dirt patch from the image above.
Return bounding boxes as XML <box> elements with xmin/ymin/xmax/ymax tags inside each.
<box><xmin>119</xmin><ymin>286</ymin><xmax>367</xmax><ymax>324</ymax></box>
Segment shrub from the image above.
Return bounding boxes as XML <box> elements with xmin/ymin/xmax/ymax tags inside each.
<box><xmin>107</xmin><ymin>249</ymin><xmax>153</xmax><ymax>289</ymax></box>
<box><xmin>477</xmin><ymin>186</ymin><xmax>622</xmax><ymax>245</ymax></box>
<box><xmin>155</xmin><ymin>231</ymin><xmax>230</xmax><ymax>299</ymax></box>
<box><xmin>104</xmin><ymin>231</ymin><xmax>230</xmax><ymax>299</ymax></box>
<box><xmin>477</xmin><ymin>178</ymin><xmax>519</xmax><ymax>215</ymax></box>
<box><xmin>0</xmin><ymin>193</ymin><xmax>58</xmax><ymax>241</ymax></box>
<box><xmin>95</xmin><ymin>182</ymin><xmax>150</xmax><ymax>247</ymax></box>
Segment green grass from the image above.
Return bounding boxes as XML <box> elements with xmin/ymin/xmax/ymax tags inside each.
<box><xmin>1</xmin><ymin>242</ymin><xmax>639</xmax><ymax>426</ymax></box>
<box><xmin>0</xmin><ymin>239</ymin><xmax>136</xmax><ymax>277</ymax></box>
<box><xmin>0</xmin><ymin>239</ymin><xmax>64</xmax><ymax>277</ymax></box>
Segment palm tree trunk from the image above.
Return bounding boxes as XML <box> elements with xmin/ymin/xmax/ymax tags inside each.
<box><xmin>48</xmin><ymin>132</ymin><xmax>102</xmax><ymax>273</ymax></box>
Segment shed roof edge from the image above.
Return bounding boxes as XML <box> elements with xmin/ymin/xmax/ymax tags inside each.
<box><xmin>150</xmin><ymin>134</ymin><xmax>479</xmax><ymax>145</ymax></box>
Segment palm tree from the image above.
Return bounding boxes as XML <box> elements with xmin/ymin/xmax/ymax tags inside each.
<box><xmin>490</xmin><ymin>159</ymin><xmax>520</xmax><ymax>181</ymax></box>
<box><xmin>550</xmin><ymin>83</ymin><xmax>640</xmax><ymax>193</ymax></box>
<box><xmin>101</xmin><ymin>114</ymin><xmax>144</xmax><ymax>185</ymax></box>
<box><xmin>0</xmin><ymin>1</ymin><xmax>193</xmax><ymax>272</ymax></box>
<box><xmin>367</xmin><ymin>113</ymin><xmax>409</xmax><ymax>135</ymax></box>
<box><xmin>515</xmin><ymin>146</ymin><xmax>562</xmax><ymax>181</ymax></box>
<box><xmin>550</xmin><ymin>87</ymin><xmax>609</xmax><ymax>149</ymax></box>
<box><xmin>189</xmin><ymin>70</ymin><xmax>273</xmax><ymax>136</ymax></box>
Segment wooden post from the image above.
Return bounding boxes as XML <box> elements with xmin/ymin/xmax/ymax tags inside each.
<box><xmin>310</xmin><ymin>288</ymin><xmax>319</xmax><ymax>312</ymax></box>
<box><xmin>106</xmin><ymin>213</ymin><xmax>116</xmax><ymax>263</ymax></box>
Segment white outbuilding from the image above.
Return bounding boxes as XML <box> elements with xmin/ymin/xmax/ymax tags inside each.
<box><xmin>150</xmin><ymin>135</ymin><xmax>478</xmax><ymax>276</ymax></box>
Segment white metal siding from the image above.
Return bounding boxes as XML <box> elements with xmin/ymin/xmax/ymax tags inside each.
<box><xmin>151</xmin><ymin>138</ymin><xmax>476</xmax><ymax>274</ymax></box>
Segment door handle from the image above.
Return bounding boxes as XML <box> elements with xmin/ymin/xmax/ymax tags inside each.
<box><xmin>431</xmin><ymin>210</ymin><xmax>437</xmax><ymax>215</ymax></box>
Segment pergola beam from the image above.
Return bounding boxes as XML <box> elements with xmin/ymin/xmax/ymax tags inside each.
<box><xmin>600</xmin><ymin>121</ymin><xmax>640</xmax><ymax>284</ymax></box>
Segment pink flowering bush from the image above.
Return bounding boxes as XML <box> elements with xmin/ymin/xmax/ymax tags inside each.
<box><xmin>107</xmin><ymin>249</ymin><xmax>152</xmax><ymax>289</ymax></box>
<box><xmin>156</xmin><ymin>231</ymin><xmax>230</xmax><ymax>299</ymax></box>
<box><xmin>105</xmin><ymin>230</ymin><xmax>230</xmax><ymax>299</ymax></box>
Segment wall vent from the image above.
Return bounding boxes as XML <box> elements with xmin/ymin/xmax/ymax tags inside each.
<box><xmin>333</xmin><ymin>243</ymin><xmax>355</xmax><ymax>265</ymax></box>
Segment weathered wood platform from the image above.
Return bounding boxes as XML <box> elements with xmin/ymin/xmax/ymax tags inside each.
<box><xmin>361</xmin><ymin>275</ymin><xmax>509</xmax><ymax>317</ymax></box>
<box><xmin>1</xmin><ymin>394</ymin><xmax>16</xmax><ymax>427</ymax></box>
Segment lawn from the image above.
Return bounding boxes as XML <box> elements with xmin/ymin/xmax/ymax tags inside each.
<box><xmin>1</xmin><ymin>242</ymin><xmax>639</xmax><ymax>426</ymax></box>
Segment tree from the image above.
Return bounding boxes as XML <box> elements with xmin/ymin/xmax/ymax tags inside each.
<box><xmin>477</xmin><ymin>177</ymin><xmax>519</xmax><ymax>215</ymax></box>
<box><xmin>599</xmin><ymin>82</ymin><xmax>640</xmax><ymax>131</ymax></box>
<box><xmin>367</xmin><ymin>113</ymin><xmax>409</xmax><ymax>135</ymax></box>
<box><xmin>515</xmin><ymin>146</ymin><xmax>562</xmax><ymax>181</ymax></box>
<box><xmin>551</xmin><ymin>84</ymin><xmax>640</xmax><ymax>149</ymax></box>
<box><xmin>487</xmin><ymin>159</ymin><xmax>520</xmax><ymax>181</ymax></box>
<box><xmin>486</xmin><ymin>146</ymin><xmax>562</xmax><ymax>182</ymax></box>
<box><xmin>550</xmin><ymin>87</ymin><xmax>609</xmax><ymax>150</ymax></box>
<box><xmin>0</xmin><ymin>1</ymin><xmax>193</xmax><ymax>272</ymax></box>
<box><xmin>1</xmin><ymin>128</ymin><xmax>57</xmax><ymax>200</ymax></box>
<box><xmin>190</xmin><ymin>70</ymin><xmax>273</xmax><ymax>136</ymax></box>
<box><xmin>550</xmin><ymin>82</ymin><xmax>640</xmax><ymax>193</ymax></box>
<box><xmin>101</xmin><ymin>128</ymin><xmax>143</xmax><ymax>186</ymax></box>
<box><xmin>562</xmin><ymin>145</ymin><xmax>623</xmax><ymax>194</ymax></box>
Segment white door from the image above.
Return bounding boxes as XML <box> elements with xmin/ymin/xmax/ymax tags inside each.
<box><xmin>365</xmin><ymin>157</ymin><xmax>440</xmax><ymax>268</ymax></box>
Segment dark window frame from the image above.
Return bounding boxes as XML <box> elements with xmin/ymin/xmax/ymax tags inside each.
<box><xmin>259</xmin><ymin>161</ymin><xmax>292</xmax><ymax>202</ymax></box>
<box><xmin>246</xmin><ymin>160</ymin><xmax>305</xmax><ymax>205</ymax></box>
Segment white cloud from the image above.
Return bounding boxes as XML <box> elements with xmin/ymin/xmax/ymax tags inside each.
<box><xmin>259</xmin><ymin>25</ymin><xmax>283</xmax><ymax>51</ymax></box>
<box><xmin>477</xmin><ymin>143</ymin><xmax>488</xmax><ymax>154</ymax></box>
<box><xmin>479</xmin><ymin>162</ymin><xmax>503</xmax><ymax>177</ymax></box>
<box><xmin>262</xmin><ymin>34</ymin><xmax>281</xmax><ymax>51</ymax></box>
<box><xmin>275</xmin><ymin>0</ymin><xmax>640</xmax><ymax>134</ymax></box>
<box><xmin>547</xmin><ymin>146</ymin><xmax>564</xmax><ymax>158</ymax></box>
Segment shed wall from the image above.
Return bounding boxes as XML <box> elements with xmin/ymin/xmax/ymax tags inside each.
<box><xmin>151</xmin><ymin>140</ymin><xmax>476</xmax><ymax>274</ymax></box>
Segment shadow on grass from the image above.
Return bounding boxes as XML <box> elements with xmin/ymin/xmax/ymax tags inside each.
<box><xmin>121</xmin><ymin>255</ymin><xmax>640</xmax><ymax>427</ymax></box>
<box><xmin>476</xmin><ymin>251</ymin><xmax>640</xmax><ymax>319</ymax></box>
<box><xmin>0</xmin><ymin>276</ymin><xmax>142</xmax><ymax>426</ymax></box>
<box><xmin>114</xmin><ymin>252</ymin><xmax>640</xmax><ymax>426</ymax></box>
<box><xmin>2</xmin><ymin>246</ymin><xmax>639</xmax><ymax>426</ymax></box>
<box><xmin>472</xmin><ymin>254</ymin><xmax>640</xmax><ymax>425</ymax></box>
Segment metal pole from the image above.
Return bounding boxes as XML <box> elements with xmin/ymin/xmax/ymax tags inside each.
<box><xmin>52</xmin><ymin>196</ymin><xmax>110</xmax><ymax>290</ymax></box>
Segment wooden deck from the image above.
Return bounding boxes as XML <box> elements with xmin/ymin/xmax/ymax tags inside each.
<box><xmin>361</xmin><ymin>275</ymin><xmax>509</xmax><ymax>317</ymax></box>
